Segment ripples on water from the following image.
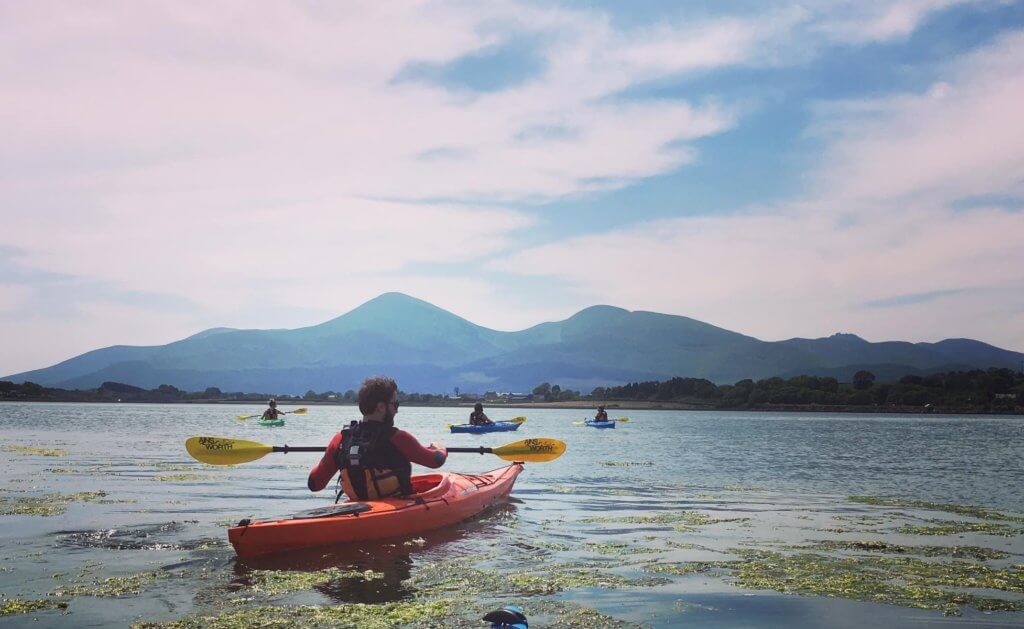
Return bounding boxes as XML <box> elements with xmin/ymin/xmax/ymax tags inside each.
<box><xmin>1</xmin><ymin>403</ymin><xmax>1022</xmax><ymax>627</ymax></box>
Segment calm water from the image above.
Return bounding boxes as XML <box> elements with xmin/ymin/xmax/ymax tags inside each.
<box><xmin>1</xmin><ymin>403</ymin><xmax>1022</xmax><ymax>627</ymax></box>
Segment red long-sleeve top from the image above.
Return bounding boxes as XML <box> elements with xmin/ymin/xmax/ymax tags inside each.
<box><xmin>307</xmin><ymin>428</ymin><xmax>447</xmax><ymax>492</ymax></box>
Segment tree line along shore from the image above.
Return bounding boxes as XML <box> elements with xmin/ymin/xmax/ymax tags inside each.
<box><xmin>2</xmin><ymin>368</ymin><xmax>1022</xmax><ymax>415</ymax></box>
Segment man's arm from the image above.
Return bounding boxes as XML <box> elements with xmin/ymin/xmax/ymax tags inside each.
<box><xmin>391</xmin><ymin>430</ymin><xmax>447</xmax><ymax>468</ymax></box>
<box><xmin>307</xmin><ymin>432</ymin><xmax>343</xmax><ymax>491</ymax></box>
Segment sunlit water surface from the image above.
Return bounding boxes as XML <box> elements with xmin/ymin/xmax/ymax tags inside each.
<box><xmin>1</xmin><ymin>403</ymin><xmax>1023</xmax><ymax>627</ymax></box>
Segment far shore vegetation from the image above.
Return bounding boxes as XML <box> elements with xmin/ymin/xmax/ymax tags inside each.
<box><xmin>2</xmin><ymin>368</ymin><xmax>1022</xmax><ymax>415</ymax></box>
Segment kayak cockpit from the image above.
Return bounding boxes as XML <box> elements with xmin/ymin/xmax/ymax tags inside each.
<box><xmin>407</xmin><ymin>473</ymin><xmax>450</xmax><ymax>499</ymax></box>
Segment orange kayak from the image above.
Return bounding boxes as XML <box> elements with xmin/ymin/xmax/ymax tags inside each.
<box><xmin>228</xmin><ymin>463</ymin><xmax>524</xmax><ymax>558</ymax></box>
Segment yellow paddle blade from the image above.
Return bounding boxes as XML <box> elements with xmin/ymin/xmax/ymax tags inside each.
<box><xmin>615</xmin><ymin>417</ymin><xmax>630</xmax><ymax>423</ymax></box>
<box><xmin>492</xmin><ymin>438</ymin><xmax>566</xmax><ymax>463</ymax></box>
<box><xmin>290</xmin><ymin>407</ymin><xmax>308</xmax><ymax>415</ymax></box>
<box><xmin>235</xmin><ymin>414</ymin><xmax>257</xmax><ymax>421</ymax></box>
<box><xmin>507</xmin><ymin>416</ymin><xmax>527</xmax><ymax>424</ymax></box>
<box><xmin>185</xmin><ymin>436</ymin><xmax>273</xmax><ymax>465</ymax></box>
<box><xmin>572</xmin><ymin>421</ymin><xmax>585</xmax><ymax>425</ymax></box>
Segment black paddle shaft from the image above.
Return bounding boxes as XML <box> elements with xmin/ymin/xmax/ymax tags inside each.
<box><xmin>447</xmin><ymin>446</ymin><xmax>493</xmax><ymax>454</ymax></box>
<box><xmin>273</xmin><ymin>446</ymin><xmax>327</xmax><ymax>454</ymax></box>
<box><xmin>271</xmin><ymin>445</ymin><xmax>493</xmax><ymax>455</ymax></box>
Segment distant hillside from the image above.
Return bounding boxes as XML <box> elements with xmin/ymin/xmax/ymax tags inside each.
<box><xmin>6</xmin><ymin>292</ymin><xmax>1023</xmax><ymax>394</ymax></box>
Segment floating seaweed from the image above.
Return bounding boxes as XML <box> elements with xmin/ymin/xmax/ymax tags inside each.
<box><xmin>644</xmin><ymin>562</ymin><xmax>724</xmax><ymax>576</ymax></box>
<box><xmin>801</xmin><ymin>540</ymin><xmax>1010</xmax><ymax>561</ymax></box>
<box><xmin>0</xmin><ymin>491</ymin><xmax>108</xmax><ymax>517</ymax></box>
<box><xmin>505</xmin><ymin>569</ymin><xmax>669</xmax><ymax>595</ymax></box>
<box><xmin>0</xmin><ymin>598</ymin><xmax>69</xmax><ymax>616</ymax></box>
<box><xmin>131</xmin><ymin>599</ymin><xmax>459</xmax><ymax>629</ymax></box>
<box><xmin>896</xmin><ymin>521</ymin><xmax>1020</xmax><ymax>537</ymax></box>
<box><xmin>585</xmin><ymin>542</ymin><xmax>659</xmax><ymax>556</ymax></box>
<box><xmin>246</xmin><ymin>568</ymin><xmax>384</xmax><ymax>596</ymax></box>
<box><xmin>546</xmin><ymin>484</ymin><xmax>581</xmax><ymax>494</ymax></box>
<box><xmin>531</xmin><ymin>541</ymin><xmax>572</xmax><ymax>551</ymax></box>
<box><xmin>2</xmin><ymin>446</ymin><xmax>67</xmax><ymax>457</ymax></box>
<box><xmin>581</xmin><ymin>511</ymin><xmax>749</xmax><ymax>532</ymax></box>
<box><xmin>722</xmin><ymin>549</ymin><xmax>1024</xmax><ymax>615</ymax></box>
<box><xmin>599</xmin><ymin>461</ymin><xmax>654</xmax><ymax>467</ymax></box>
<box><xmin>520</xmin><ymin>599</ymin><xmax>639</xmax><ymax>627</ymax></box>
<box><xmin>405</xmin><ymin>555</ymin><xmax>668</xmax><ymax>598</ymax></box>
<box><xmin>52</xmin><ymin>571</ymin><xmax>171</xmax><ymax>597</ymax></box>
<box><xmin>849</xmin><ymin>496</ymin><xmax>1024</xmax><ymax>523</ymax></box>
<box><xmin>155</xmin><ymin>474</ymin><xmax>220</xmax><ymax>483</ymax></box>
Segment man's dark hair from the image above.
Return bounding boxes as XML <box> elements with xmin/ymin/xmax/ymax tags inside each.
<box><xmin>358</xmin><ymin>376</ymin><xmax>398</xmax><ymax>415</ymax></box>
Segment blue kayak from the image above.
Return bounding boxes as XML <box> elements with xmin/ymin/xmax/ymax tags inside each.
<box><xmin>450</xmin><ymin>421</ymin><xmax>522</xmax><ymax>434</ymax></box>
<box><xmin>585</xmin><ymin>420</ymin><xmax>616</xmax><ymax>429</ymax></box>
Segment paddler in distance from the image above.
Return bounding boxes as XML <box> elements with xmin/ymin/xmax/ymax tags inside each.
<box><xmin>593</xmin><ymin>405</ymin><xmax>609</xmax><ymax>422</ymax></box>
<box><xmin>307</xmin><ymin>376</ymin><xmax>448</xmax><ymax>500</ymax></box>
<box><xmin>261</xmin><ymin>399</ymin><xmax>283</xmax><ymax>421</ymax></box>
<box><xmin>469</xmin><ymin>401</ymin><xmax>494</xmax><ymax>426</ymax></box>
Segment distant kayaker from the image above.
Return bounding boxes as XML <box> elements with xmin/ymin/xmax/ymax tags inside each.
<box><xmin>594</xmin><ymin>405</ymin><xmax>608</xmax><ymax>422</ymax></box>
<box><xmin>307</xmin><ymin>376</ymin><xmax>448</xmax><ymax>500</ymax></box>
<box><xmin>262</xmin><ymin>399</ymin><xmax>283</xmax><ymax>421</ymax></box>
<box><xmin>469</xmin><ymin>402</ymin><xmax>494</xmax><ymax>426</ymax></box>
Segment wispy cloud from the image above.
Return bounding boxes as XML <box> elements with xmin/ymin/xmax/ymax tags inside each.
<box><xmin>0</xmin><ymin>246</ymin><xmax>199</xmax><ymax>320</ymax></box>
<box><xmin>862</xmin><ymin>289</ymin><xmax>968</xmax><ymax>308</ymax></box>
<box><xmin>807</xmin><ymin>0</ymin><xmax>995</xmax><ymax>42</ymax></box>
<box><xmin>951</xmin><ymin>193</ymin><xmax>1024</xmax><ymax>211</ymax></box>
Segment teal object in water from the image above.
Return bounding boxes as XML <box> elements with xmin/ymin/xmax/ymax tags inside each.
<box><xmin>259</xmin><ymin>418</ymin><xmax>285</xmax><ymax>427</ymax></box>
<box><xmin>585</xmin><ymin>420</ymin><xmax>615</xmax><ymax>429</ymax></box>
<box><xmin>484</xmin><ymin>605</ymin><xmax>528</xmax><ymax>628</ymax></box>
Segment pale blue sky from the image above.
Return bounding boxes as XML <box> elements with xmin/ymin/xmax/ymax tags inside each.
<box><xmin>2</xmin><ymin>1</ymin><xmax>1023</xmax><ymax>375</ymax></box>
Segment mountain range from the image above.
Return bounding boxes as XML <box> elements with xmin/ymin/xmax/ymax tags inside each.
<box><xmin>6</xmin><ymin>292</ymin><xmax>1023</xmax><ymax>394</ymax></box>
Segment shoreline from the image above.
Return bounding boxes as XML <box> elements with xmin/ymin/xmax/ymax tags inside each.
<box><xmin>2</xmin><ymin>398</ymin><xmax>1021</xmax><ymax>416</ymax></box>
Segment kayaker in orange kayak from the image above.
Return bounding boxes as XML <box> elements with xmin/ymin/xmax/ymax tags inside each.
<box><xmin>307</xmin><ymin>376</ymin><xmax>447</xmax><ymax>500</ymax></box>
<box><xmin>262</xmin><ymin>399</ymin><xmax>283</xmax><ymax>421</ymax></box>
<box><xmin>469</xmin><ymin>402</ymin><xmax>494</xmax><ymax>426</ymax></box>
<box><xmin>594</xmin><ymin>405</ymin><xmax>608</xmax><ymax>422</ymax></box>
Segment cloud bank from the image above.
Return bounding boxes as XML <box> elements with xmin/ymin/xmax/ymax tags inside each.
<box><xmin>1</xmin><ymin>0</ymin><xmax>1021</xmax><ymax>374</ymax></box>
<box><xmin>492</xmin><ymin>31</ymin><xmax>1024</xmax><ymax>348</ymax></box>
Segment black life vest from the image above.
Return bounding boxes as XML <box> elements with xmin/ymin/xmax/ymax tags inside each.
<box><xmin>334</xmin><ymin>420</ymin><xmax>412</xmax><ymax>500</ymax></box>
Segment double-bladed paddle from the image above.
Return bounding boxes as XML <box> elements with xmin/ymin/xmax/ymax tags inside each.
<box><xmin>185</xmin><ymin>435</ymin><xmax>565</xmax><ymax>466</ymax></box>
<box><xmin>573</xmin><ymin>417</ymin><xmax>630</xmax><ymax>425</ymax></box>
<box><xmin>235</xmin><ymin>407</ymin><xmax>308</xmax><ymax>422</ymax></box>
<box><xmin>444</xmin><ymin>416</ymin><xmax>527</xmax><ymax>429</ymax></box>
